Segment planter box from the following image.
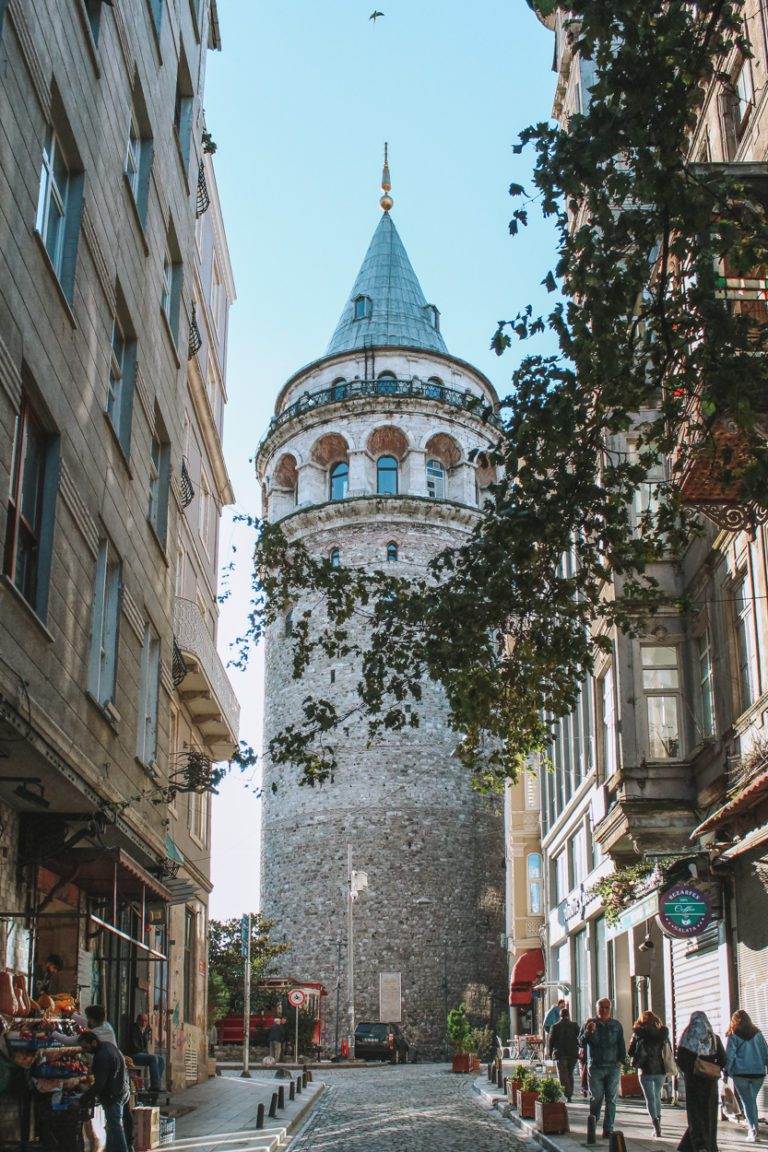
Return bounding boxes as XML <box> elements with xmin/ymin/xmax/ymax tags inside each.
<box><xmin>451</xmin><ymin>1053</ymin><xmax>472</xmax><ymax>1073</ymax></box>
<box><xmin>535</xmin><ymin>1100</ymin><xmax>569</xmax><ymax>1135</ymax></box>
<box><xmin>508</xmin><ymin>1078</ymin><xmax>523</xmax><ymax>1107</ymax></box>
<box><xmin>620</xmin><ymin>1072</ymin><xmax>643</xmax><ymax>1098</ymax></box>
<box><xmin>519</xmin><ymin>1090</ymin><xmax>540</xmax><ymax>1119</ymax></box>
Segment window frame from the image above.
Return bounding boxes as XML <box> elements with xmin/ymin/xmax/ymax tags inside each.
<box><xmin>426</xmin><ymin>457</ymin><xmax>446</xmax><ymax>500</ymax></box>
<box><xmin>597</xmin><ymin>661</ymin><xmax>618</xmax><ymax>779</ymax></box>
<box><xmin>35</xmin><ymin>130</ymin><xmax>69</xmax><ymax>280</ymax></box>
<box><xmin>329</xmin><ymin>460</ymin><xmax>349</xmax><ymax>501</ymax></box>
<box><xmin>183</xmin><ymin>907</ymin><xmax>195</xmax><ymax>1023</ymax></box>
<box><xmin>386</xmin><ymin>542</ymin><xmax>398</xmax><ymax>562</ymax></box>
<box><xmin>376</xmin><ymin>454</ymin><xmax>399</xmax><ymax>496</ymax></box>
<box><xmin>106</xmin><ymin>308</ymin><xmax>136</xmax><ymax>455</ymax></box>
<box><xmin>87</xmin><ymin>538</ymin><xmax>122</xmax><ymax>710</ymax></box>
<box><xmin>330</xmin><ymin>547</ymin><xmax>340</xmax><ymax>568</ymax></box>
<box><xmin>733</xmin><ymin>572</ymin><xmax>757</xmax><ymax>714</ymax></box>
<box><xmin>136</xmin><ymin>620</ymin><xmax>161</xmax><ymax>766</ymax></box>
<box><xmin>147</xmin><ymin>416</ymin><xmax>171</xmax><ymax>547</ymax></box>
<box><xmin>353</xmin><ymin>295</ymin><xmax>371</xmax><ymax>321</ymax></box>
<box><xmin>697</xmin><ymin>628</ymin><xmax>716</xmax><ymax>740</ymax></box>
<box><xmin>527</xmin><ymin>851</ymin><xmax>543</xmax><ymax>915</ymax></box>
<box><xmin>641</xmin><ymin>644</ymin><xmax>683</xmax><ymax>761</ymax></box>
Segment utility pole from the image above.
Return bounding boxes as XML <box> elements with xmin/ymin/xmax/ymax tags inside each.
<box><xmin>334</xmin><ymin>934</ymin><xmax>343</xmax><ymax>1058</ymax></box>
<box><xmin>240</xmin><ymin>913</ymin><xmax>251</xmax><ymax>1078</ymax></box>
<box><xmin>347</xmin><ymin>844</ymin><xmax>354</xmax><ymax>1060</ymax></box>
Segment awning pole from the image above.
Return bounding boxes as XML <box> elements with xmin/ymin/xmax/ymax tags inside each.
<box><xmin>112</xmin><ymin>860</ymin><xmax>118</xmax><ymax>928</ymax></box>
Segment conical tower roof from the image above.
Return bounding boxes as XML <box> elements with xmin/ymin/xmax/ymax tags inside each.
<box><xmin>326</xmin><ymin>211</ymin><xmax>448</xmax><ymax>357</ymax></box>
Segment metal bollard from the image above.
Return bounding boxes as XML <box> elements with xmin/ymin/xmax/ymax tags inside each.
<box><xmin>503</xmin><ymin>1076</ymin><xmax>508</xmax><ymax>1096</ymax></box>
<box><xmin>497</xmin><ymin>1065</ymin><xmax>504</xmax><ymax>1089</ymax></box>
<box><xmin>289</xmin><ymin>1080</ymin><xmax>295</xmax><ymax>1101</ymax></box>
<box><xmin>302</xmin><ymin>1071</ymin><xmax>308</xmax><ymax>1088</ymax></box>
<box><xmin>277</xmin><ymin>1086</ymin><xmax>285</xmax><ymax>1110</ymax></box>
<box><xmin>587</xmin><ymin>1115</ymin><xmax>597</xmax><ymax>1145</ymax></box>
<box><xmin>307</xmin><ymin>1069</ymin><xmax>313</xmax><ymax>1083</ymax></box>
<box><xmin>295</xmin><ymin>1076</ymin><xmax>302</xmax><ymax>1094</ymax></box>
<box><xmin>256</xmin><ymin>1103</ymin><xmax>265</xmax><ymax>1130</ymax></box>
<box><xmin>487</xmin><ymin>1062</ymin><xmax>494</xmax><ymax>1081</ymax></box>
<box><xmin>269</xmin><ymin>1092</ymin><xmax>278</xmax><ymax>1118</ymax></box>
<box><xmin>609</xmin><ymin>1133</ymin><xmax>627</xmax><ymax>1152</ymax></box>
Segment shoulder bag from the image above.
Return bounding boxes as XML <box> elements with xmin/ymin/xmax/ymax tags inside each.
<box><xmin>662</xmin><ymin>1039</ymin><xmax>679</xmax><ymax>1077</ymax></box>
<box><xmin>694</xmin><ymin>1056</ymin><xmax>722</xmax><ymax>1079</ymax></box>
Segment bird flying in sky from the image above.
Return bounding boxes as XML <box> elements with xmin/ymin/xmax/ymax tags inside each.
<box><xmin>370</xmin><ymin>10</ymin><xmax>384</xmax><ymax>22</ymax></box>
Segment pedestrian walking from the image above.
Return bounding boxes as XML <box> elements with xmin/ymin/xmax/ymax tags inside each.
<box><xmin>676</xmin><ymin>1011</ymin><xmax>726</xmax><ymax>1152</ymax></box>
<box><xmin>548</xmin><ymin>1007</ymin><xmax>580</xmax><ymax>1102</ymax></box>
<box><xmin>268</xmin><ymin>1017</ymin><xmax>287</xmax><ymax>1063</ymax></box>
<box><xmin>628</xmin><ymin>1010</ymin><xmax>672</xmax><ymax>1138</ymax></box>
<box><xmin>78</xmin><ymin>1030</ymin><xmax>131</xmax><ymax>1152</ymax></box>
<box><xmin>724</xmin><ymin>1009</ymin><xmax>768</xmax><ymax>1143</ymax></box>
<box><xmin>544</xmin><ymin>998</ymin><xmax>566</xmax><ymax>1036</ymax></box>
<box><xmin>579</xmin><ymin>997</ymin><xmax>626</xmax><ymax>1138</ymax></box>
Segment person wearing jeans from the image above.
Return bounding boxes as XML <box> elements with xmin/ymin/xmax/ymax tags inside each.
<box><xmin>725</xmin><ymin>1009</ymin><xmax>768</xmax><ymax>1143</ymax></box>
<box><xmin>628</xmin><ymin>1010</ymin><xmax>671</xmax><ymax>1138</ymax></box>
<box><xmin>579</xmin><ymin>998</ymin><xmax>627</xmax><ymax>1137</ymax></box>
<box><xmin>129</xmin><ymin>1012</ymin><xmax>165</xmax><ymax>1099</ymax></box>
<box><xmin>78</xmin><ymin>1031</ymin><xmax>130</xmax><ymax>1152</ymax></box>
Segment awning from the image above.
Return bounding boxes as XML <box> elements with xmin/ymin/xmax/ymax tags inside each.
<box><xmin>60</xmin><ymin>847</ymin><xmax>171</xmax><ymax>904</ymax></box>
<box><xmin>692</xmin><ymin>769</ymin><xmax>768</xmax><ymax>836</ymax></box>
<box><xmin>717</xmin><ymin>822</ymin><xmax>768</xmax><ymax>861</ymax></box>
<box><xmin>509</xmin><ymin>948</ymin><xmax>545</xmax><ymax>1006</ymax></box>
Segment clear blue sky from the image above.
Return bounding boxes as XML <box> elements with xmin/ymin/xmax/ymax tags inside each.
<box><xmin>207</xmin><ymin>0</ymin><xmax>557</xmax><ymax>919</ymax></box>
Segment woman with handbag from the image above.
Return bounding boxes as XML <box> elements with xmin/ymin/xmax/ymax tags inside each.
<box><xmin>628</xmin><ymin>1010</ymin><xmax>671</xmax><ymax>1137</ymax></box>
<box><xmin>724</xmin><ymin>1009</ymin><xmax>768</xmax><ymax>1143</ymax></box>
<box><xmin>676</xmin><ymin>1011</ymin><xmax>727</xmax><ymax>1152</ymax></box>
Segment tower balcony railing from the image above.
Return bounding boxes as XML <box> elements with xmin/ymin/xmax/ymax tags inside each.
<box><xmin>264</xmin><ymin>377</ymin><xmax>504</xmax><ymax>439</ymax></box>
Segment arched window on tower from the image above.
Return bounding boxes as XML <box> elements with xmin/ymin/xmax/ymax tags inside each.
<box><xmin>330</xmin><ymin>547</ymin><xmax>340</xmax><ymax>567</ymax></box>
<box><xmin>527</xmin><ymin>852</ymin><xmax>543</xmax><ymax>915</ymax></box>
<box><xmin>426</xmin><ymin>458</ymin><xmax>446</xmax><ymax>500</ymax></box>
<box><xmin>386</xmin><ymin>542</ymin><xmax>398</xmax><ymax>562</ymax></box>
<box><xmin>425</xmin><ymin>376</ymin><xmax>444</xmax><ymax>400</ymax></box>
<box><xmin>331</xmin><ymin>377</ymin><xmax>347</xmax><ymax>402</ymax></box>
<box><xmin>377</xmin><ymin>455</ymin><xmax>398</xmax><ymax>495</ymax></box>
<box><xmin>377</xmin><ymin>371</ymin><xmax>397</xmax><ymax>396</ymax></box>
<box><xmin>353</xmin><ymin>295</ymin><xmax>371</xmax><ymax>321</ymax></box>
<box><xmin>329</xmin><ymin>461</ymin><xmax>349</xmax><ymax>501</ymax></box>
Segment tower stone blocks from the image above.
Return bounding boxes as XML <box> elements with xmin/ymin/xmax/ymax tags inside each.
<box><xmin>257</xmin><ymin>211</ymin><xmax>506</xmax><ymax>1057</ymax></box>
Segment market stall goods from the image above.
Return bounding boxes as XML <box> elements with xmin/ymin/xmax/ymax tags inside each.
<box><xmin>0</xmin><ymin>969</ymin><xmax>19</xmax><ymax>1016</ymax></box>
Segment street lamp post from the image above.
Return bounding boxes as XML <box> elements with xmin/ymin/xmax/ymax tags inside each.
<box><xmin>346</xmin><ymin>845</ymin><xmax>368</xmax><ymax>1061</ymax></box>
<box><xmin>334</xmin><ymin>933</ymin><xmax>343</xmax><ymax>1058</ymax></box>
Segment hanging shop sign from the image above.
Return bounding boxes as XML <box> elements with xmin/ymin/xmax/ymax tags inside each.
<box><xmin>606</xmin><ymin>891</ymin><xmax>659</xmax><ymax>941</ymax></box>
<box><xmin>657</xmin><ymin>882</ymin><xmax>712</xmax><ymax>939</ymax></box>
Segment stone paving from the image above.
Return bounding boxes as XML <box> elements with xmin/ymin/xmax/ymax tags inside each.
<box><xmin>288</xmin><ymin>1064</ymin><xmax>531</xmax><ymax>1152</ymax></box>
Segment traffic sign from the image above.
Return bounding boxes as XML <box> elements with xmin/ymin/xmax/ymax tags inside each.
<box><xmin>240</xmin><ymin>914</ymin><xmax>250</xmax><ymax>957</ymax></box>
<box><xmin>288</xmin><ymin>988</ymin><xmax>306</xmax><ymax>1008</ymax></box>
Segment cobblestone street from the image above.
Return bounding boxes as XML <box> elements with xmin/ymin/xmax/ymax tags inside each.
<box><xmin>289</xmin><ymin>1065</ymin><xmax>527</xmax><ymax>1152</ymax></box>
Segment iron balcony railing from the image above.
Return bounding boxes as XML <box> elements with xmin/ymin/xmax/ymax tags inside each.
<box><xmin>264</xmin><ymin>377</ymin><xmax>504</xmax><ymax>438</ymax></box>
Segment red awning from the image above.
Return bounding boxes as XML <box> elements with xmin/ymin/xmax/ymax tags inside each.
<box><xmin>509</xmin><ymin>948</ymin><xmax>545</xmax><ymax>1006</ymax></box>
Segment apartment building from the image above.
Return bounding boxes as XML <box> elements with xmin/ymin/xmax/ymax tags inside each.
<box><xmin>0</xmin><ymin>0</ymin><xmax>238</xmax><ymax>1102</ymax></box>
<box><xmin>530</xmin><ymin>5</ymin><xmax>768</xmax><ymax>1115</ymax></box>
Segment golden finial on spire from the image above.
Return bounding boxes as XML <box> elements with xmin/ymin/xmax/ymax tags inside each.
<box><xmin>380</xmin><ymin>142</ymin><xmax>393</xmax><ymax>212</ymax></box>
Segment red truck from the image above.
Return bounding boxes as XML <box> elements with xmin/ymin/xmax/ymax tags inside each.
<box><xmin>215</xmin><ymin>1014</ymin><xmax>279</xmax><ymax>1046</ymax></box>
<box><xmin>215</xmin><ymin>979</ymin><xmax>327</xmax><ymax>1049</ymax></box>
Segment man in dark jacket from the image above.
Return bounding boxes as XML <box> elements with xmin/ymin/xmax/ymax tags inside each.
<box><xmin>129</xmin><ymin>1012</ymin><xmax>165</xmax><ymax>1099</ymax></box>
<box><xmin>579</xmin><ymin>998</ymin><xmax>627</xmax><ymax>1137</ymax></box>
<box><xmin>268</xmin><ymin>1017</ymin><xmax>287</xmax><ymax>1062</ymax></box>
<box><xmin>79</xmin><ymin>1031</ymin><xmax>130</xmax><ymax>1152</ymax></box>
<box><xmin>549</xmin><ymin>1007</ymin><xmax>581</xmax><ymax>1101</ymax></box>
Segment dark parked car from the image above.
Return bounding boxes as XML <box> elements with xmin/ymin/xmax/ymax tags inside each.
<box><xmin>354</xmin><ymin>1022</ymin><xmax>409</xmax><ymax>1063</ymax></box>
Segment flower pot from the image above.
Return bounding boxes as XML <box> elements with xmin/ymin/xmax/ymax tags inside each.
<box><xmin>451</xmin><ymin>1053</ymin><xmax>471</xmax><ymax>1073</ymax></box>
<box><xmin>508</xmin><ymin>1078</ymin><xmax>523</xmax><ymax>1107</ymax></box>
<box><xmin>620</xmin><ymin>1071</ymin><xmax>643</xmax><ymax>1098</ymax></box>
<box><xmin>470</xmin><ymin>1054</ymin><xmax>481</xmax><ymax>1071</ymax></box>
<box><xmin>535</xmin><ymin>1100</ymin><xmax>569</xmax><ymax>1134</ymax></box>
<box><xmin>519</xmin><ymin>1090</ymin><xmax>540</xmax><ymax>1119</ymax></box>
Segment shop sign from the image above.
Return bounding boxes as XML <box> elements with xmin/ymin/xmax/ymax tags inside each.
<box><xmin>606</xmin><ymin>891</ymin><xmax>659</xmax><ymax>941</ymax></box>
<box><xmin>657</xmin><ymin>883</ymin><xmax>712</xmax><ymax>939</ymax></box>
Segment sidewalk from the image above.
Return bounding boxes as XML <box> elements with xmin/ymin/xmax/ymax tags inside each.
<box><xmin>475</xmin><ymin>1071</ymin><xmax>760</xmax><ymax>1152</ymax></box>
<box><xmin>159</xmin><ymin>1068</ymin><xmax>325</xmax><ymax>1152</ymax></box>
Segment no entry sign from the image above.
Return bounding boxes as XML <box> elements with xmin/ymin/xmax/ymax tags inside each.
<box><xmin>288</xmin><ymin>988</ymin><xmax>306</xmax><ymax>1008</ymax></box>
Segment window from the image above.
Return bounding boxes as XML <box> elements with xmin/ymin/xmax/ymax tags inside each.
<box><xmin>377</xmin><ymin>373</ymin><xmax>397</xmax><ymax>396</ymax></box>
<box><xmin>426</xmin><ymin>458</ymin><xmax>446</xmax><ymax>500</ymax></box>
<box><xmin>386</xmin><ymin>542</ymin><xmax>398</xmax><ymax>562</ymax></box>
<box><xmin>173</xmin><ymin>52</ymin><xmax>194</xmax><ymax>173</ymax></box>
<box><xmin>106</xmin><ymin>303</ymin><xmax>137</xmax><ymax>455</ymax></box>
<box><xmin>425</xmin><ymin>376</ymin><xmax>444</xmax><ymax>399</ymax></box>
<box><xmin>175</xmin><ymin>545</ymin><xmax>185</xmax><ymax>597</ymax></box>
<box><xmin>377</xmin><ymin>455</ymin><xmax>398</xmax><ymax>495</ymax></box>
<box><xmin>124</xmin><ymin>103</ymin><xmax>153</xmax><ymax>227</ymax></box>
<box><xmin>641</xmin><ymin>646</ymin><xmax>681</xmax><ymax>760</ymax></box>
<box><xmin>87</xmin><ymin>540</ymin><xmax>121</xmax><ymax>709</ymax></box>
<box><xmin>329</xmin><ymin>461</ymin><xmax>348</xmax><ymax>501</ymax></box>
<box><xmin>353</xmin><ymin>295</ymin><xmax>370</xmax><ymax>320</ymax></box>
<box><xmin>599</xmin><ymin>665</ymin><xmax>617</xmax><ymax>777</ymax></box>
<box><xmin>161</xmin><ymin>243</ymin><xmax>183</xmax><ymax>343</ymax></box>
<box><xmin>697</xmin><ymin>630</ymin><xmax>716</xmax><ymax>739</ymax></box>
<box><xmin>633</xmin><ymin>455</ymin><xmax>666</xmax><ymax>526</ymax></box>
<box><xmin>723</xmin><ymin>53</ymin><xmax>755</xmax><ymax>156</ymax></box>
<box><xmin>424</xmin><ymin>304</ymin><xmax>440</xmax><ymax>331</ymax></box>
<box><xmin>148</xmin><ymin>417</ymin><xmax>171</xmax><ymax>546</ymax></box>
<box><xmin>198</xmin><ymin>473</ymin><xmax>212</xmax><ymax>554</ymax></box>
<box><xmin>3</xmin><ymin>394</ymin><xmax>58</xmax><ymax>619</ymax></box>
<box><xmin>210</xmin><ymin>259</ymin><xmax>226</xmax><ymax>338</ymax></box>
<box><xmin>148</xmin><ymin>0</ymin><xmax>163</xmax><ymax>35</ymax></box>
<box><xmin>569</xmin><ymin>825</ymin><xmax>587</xmax><ymax>889</ymax></box>
<box><xmin>330</xmin><ymin>547</ymin><xmax>340</xmax><ymax>567</ymax></box>
<box><xmin>183</xmin><ymin>908</ymin><xmax>195</xmax><ymax>1023</ymax></box>
<box><xmin>331</xmin><ymin>377</ymin><xmax>347</xmax><ymax>402</ymax></box>
<box><xmin>83</xmin><ymin>0</ymin><xmax>102</xmax><ymax>42</ymax></box>
<box><xmin>734</xmin><ymin>575</ymin><xmax>756</xmax><ymax>713</ymax></box>
<box><xmin>527</xmin><ymin>852</ymin><xmax>543</xmax><ymax>915</ymax></box>
<box><xmin>189</xmin><ymin>786</ymin><xmax>209</xmax><ymax>844</ymax></box>
<box><xmin>594</xmin><ymin>916</ymin><xmax>613</xmax><ymax>1002</ymax></box>
<box><xmin>35</xmin><ymin>129</ymin><xmax>82</xmax><ymax>298</ymax></box>
<box><xmin>137</xmin><ymin>621</ymin><xmax>160</xmax><ymax>765</ymax></box>
<box><xmin>555</xmin><ymin>851</ymin><xmax>569</xmax><ymax>903</ymax></box>
<box><xmin>284</xmin><ymin>609</ymin><xmax>293</xmax><ymax>637</ymax></box>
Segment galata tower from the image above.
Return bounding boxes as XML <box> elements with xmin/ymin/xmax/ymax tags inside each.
<box><xmin>257</xmin><ymin>155</ymin><xmax>506</xmax><ymax>1058</ymax></box>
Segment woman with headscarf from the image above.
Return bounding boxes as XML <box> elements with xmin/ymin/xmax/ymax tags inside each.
<box><xmin>676</xmin><ymin>1011</ymin><xmax>726</xmax><ymax>1152</ymax></box>
<box><xmin>724</xmin><ymin>1010</ymin><xmax>768</xmax><ymax>1143</ymax></box>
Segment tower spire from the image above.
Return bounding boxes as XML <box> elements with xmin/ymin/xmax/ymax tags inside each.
<box><xmin>380</xmin><ymin>142</ymin><xmax>393</xmax><ymax>212</ymax></box>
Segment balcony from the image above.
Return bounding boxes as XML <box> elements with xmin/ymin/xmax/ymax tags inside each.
<box><xmin>172</xmin><ymin>597</ymin><xmax>240</xmax><ymax>760</ymax></box>
<box><xmin>264</xmin><ymin>377</ymin><xmax>502</xmax><ymax>440</ymax></box>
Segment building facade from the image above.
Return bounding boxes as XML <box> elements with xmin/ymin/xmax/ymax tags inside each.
<box><xmin>529</xmin><ymin>2</ymin><xmax>768</xmax><ymax>1122</ymax></box>
<box><xmin>257</xmin><ymin>167</ymin><xmax>507</xmax><ymax>1058</ymax></box>
<box><xmin>0</xmin><ymin>0</ymin><xmax>238</xmax><ymax>1096</ymax></box>
<box><xmin>504</xmin><ymin>772</ymin><xmax>545</xmax><ymax>1034</ymax></box>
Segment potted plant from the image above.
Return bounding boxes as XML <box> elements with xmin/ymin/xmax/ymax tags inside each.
<box><xmin>620</xmin><ymin>1058</ymin><xmax>642</xmax><ymax>1098</ymax></box>
<box><xmin>508</xmin><ymin>1063</ymin><xmax>528</xmax><ymax>1107</ymax></box>
<box><xmin>447</xmin><ymin>1004</ymin><xmax>475</xmax><ymax>1073</ymax></box>
<box><xmin>518</xmin><ymin>1071</ymin><xmax>541</xmax><ymax>1119</ymax></box>
<box><xmin>534</xmin><ymin>1076</ymin><xmax>569</xmax><ymax>1134</ymax></box>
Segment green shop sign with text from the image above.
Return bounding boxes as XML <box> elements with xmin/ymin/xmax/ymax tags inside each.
<box><xmin>657</xmin><ymin>883</ymin><xmax>712</xmax><ymax>939</ymax></box>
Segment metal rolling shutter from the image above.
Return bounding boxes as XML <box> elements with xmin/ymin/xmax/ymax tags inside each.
<box><xmin>671</xmin><ymin>923</ymin><xmax>723</xmax><ymax>1044</ymax></box>
<box><xmin>734</xmin><ymin>852</ymin><xmax>768</xmax><ymax>1120</ymax></box>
